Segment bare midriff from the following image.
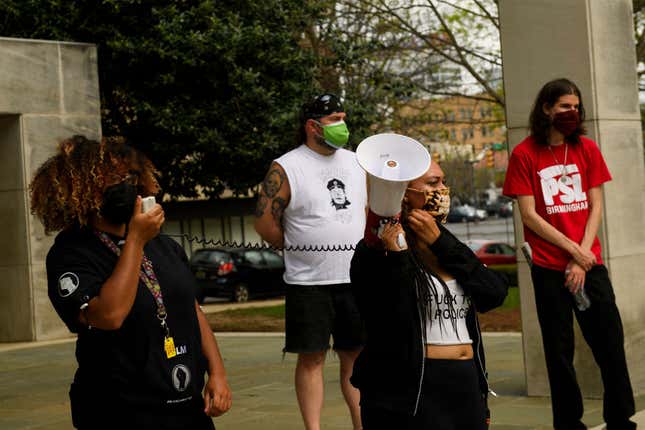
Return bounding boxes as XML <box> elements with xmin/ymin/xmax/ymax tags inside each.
<box><xmin>425</xmin><ymin>343</ymin><xmax>474</xmax><ymax>360</ymax></box>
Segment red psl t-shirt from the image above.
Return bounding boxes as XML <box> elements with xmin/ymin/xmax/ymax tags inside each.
<box><xmin>503</xmin><ymin>136</ymin><xmax>611</xmax><ymax>271</ymax></box>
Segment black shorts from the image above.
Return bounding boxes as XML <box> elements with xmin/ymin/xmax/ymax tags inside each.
<box><xmin>284</xmin><ymin>283</ymin><xmax>364</xmax><ymax>353</ymax></box>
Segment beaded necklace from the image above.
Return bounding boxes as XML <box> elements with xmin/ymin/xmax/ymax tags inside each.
<box><xmin>548</xmin><ymin>143</ymin><xmax>569</xmax><ymax>183</ymax></box>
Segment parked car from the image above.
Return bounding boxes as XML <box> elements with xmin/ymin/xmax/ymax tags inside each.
<box><xmin>474</xmin><ymin>207</ymin><xmax>488</xmax><ymax>221</ymax></box>
<box><xmin>446</xmin><ymin>204</ymin><xmax>477</xmax><ymax>223</ymax></box>
<box><xmin>465</xmin><ymin>239</ymin><xmax>518</xmax><ymax>286</ymax></box>
<box><xmin>485</xmin><ymin>198</ymin><xmax>513</xmax><ymax>218</ymax></box>
<box><xmin>189</xmin><ymin>247</ymin><xmax>286</xmax><ymax>303</ymax></box>
<box><xmin>497</xmin><ymin>200</ymin><xmax>513</xmax><ymax>218</ymax></box>
<box><xmin>447</xmin><ymin>204</ymin><xmax>487</xmax><ymax>223</ymax></box>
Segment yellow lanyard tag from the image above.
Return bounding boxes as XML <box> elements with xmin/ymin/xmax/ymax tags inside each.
<box><xmin>164</xmin><ymin>336</ymin><xmax>177</xmax><ymax>359</ymax></box>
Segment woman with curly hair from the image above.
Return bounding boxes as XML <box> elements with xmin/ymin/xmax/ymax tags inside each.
<box><xmin>30</xmin><ymin>135</ymin><xmax>231</xmax><ymax>430</ymax></box>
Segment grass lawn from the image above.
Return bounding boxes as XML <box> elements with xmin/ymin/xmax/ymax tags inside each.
<box><xmin>221</xmin><ymin>305</ymin><xmax>286</xmax><ymax>318</ymax></box>
<box><xmin>207</xmin><ymin>304</ymin><xmax>285</xmax><ymax>332</ymax></box>
<box><xmin>500</xmin><ymin>286</ymin><xmax>520</xmax><ymax>310</ymax></box>
<box><xmin>478</xmin><ymin>286</ymin><xmax>521</xmax><ymax>332</ymax></box>
<box><xmin>208</xmin><ymin>287</ymin><xmax>522</xmax><ymax>333</ymax></box>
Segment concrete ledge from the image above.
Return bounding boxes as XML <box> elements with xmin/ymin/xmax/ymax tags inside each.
<box><xmin>201</xmin><ymin>298</ymin><xmax>285</xmax><ymax>314</ymax></box>
<box><xmin>0</xmin><ymin>336</ymin><xmax>75</xmax><ymax>353</ymax></box>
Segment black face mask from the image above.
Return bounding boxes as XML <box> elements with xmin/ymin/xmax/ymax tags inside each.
<box><xmin>101</xmin><ymin>181</ymin><xmax>137</xmax><ymax>225</ymax></box>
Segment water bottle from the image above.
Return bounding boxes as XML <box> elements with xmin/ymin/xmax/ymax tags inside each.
<box><xmin>566</xmin><ymin>266</ymin><xmax>591</xmax><ymax>311</ymax></box>
<box><xmin>520</xmin><ymin>242</ymin><xmax>533</xmax><ymax>267</ymax></box>
<box><xmin>573</xmin><ymin>288</ymin><xmax>591</xmax><ymax>311</ymax></box>
<box><xmin>523</xmin><ymin>242</ymin><xmax>591</xmax><ymax>311</ymax></box>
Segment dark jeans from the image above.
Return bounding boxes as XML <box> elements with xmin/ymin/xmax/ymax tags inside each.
<box><xmin>531</xmin><ymin>264</ymin><xmax>635</xmax><ymax>430</ymax></box>
<box><xmin>361</xmin><ymin>359</ymin><xmax>487</xmax><ymax>430</ymax></box>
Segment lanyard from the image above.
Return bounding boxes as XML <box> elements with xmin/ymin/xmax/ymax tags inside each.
<box><xmin>94</xmin><ymin>231</ymin><xmax>170</xmax><ymax>335</ymax></box>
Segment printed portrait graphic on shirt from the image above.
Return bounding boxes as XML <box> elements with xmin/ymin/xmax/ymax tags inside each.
<box><xmin>316</xmin><ymin>166</ymin><xmax>355</xmax><ymax>224</ymax></box>
<box><xmin>538</xmin><ymin>163</ymin><xmax>588</xmax><ymax>215</ymax></box>
<box><xmin>327</xmin><ymin>178</ymin><xmax>351</xmax><ymax>210</ymax></box>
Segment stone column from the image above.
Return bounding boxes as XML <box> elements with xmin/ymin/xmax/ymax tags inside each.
<box><xmin>0</xmin><ymin>37</ymin><xmax>101</xmax><ymax>341</ymax></box>
<box><xmin>499</xmin><ymin>0</ymin><xmax>645</xmax><ymax>397</ymax></box>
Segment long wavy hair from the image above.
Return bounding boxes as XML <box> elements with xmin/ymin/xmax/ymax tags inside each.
<box><xmin>529</xmin><ymin>78</ymin><xmax>587</xmax><ymax>146</ymax></box>
<box><xmin>29</xmin><ymin>135</ymin><xmax>160</xmax><ymax>234</ymax></box>
<box><xmin>409</xmin><ymin>251</ymin><xmax>461</xmax><ymax>342</ymax></box>
<box><xmin>401</xmin><ymin>219</ymin><xmax>460</xmax><ymax>341</ymax></box>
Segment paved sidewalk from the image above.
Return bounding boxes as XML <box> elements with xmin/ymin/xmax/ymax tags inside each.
<box><xmin>0</xmin><ymin>333</ymin><xmax>642</xmax><ymax>429</ymax></box>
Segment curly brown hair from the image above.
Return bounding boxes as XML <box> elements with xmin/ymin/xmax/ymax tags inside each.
<box><xmin>30</xmin><ymin>135</ymin><xmax>160</xmax><ymax>234</ymax></box>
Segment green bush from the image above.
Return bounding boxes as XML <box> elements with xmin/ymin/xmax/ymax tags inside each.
<box><xmin>500</xmin><ymin>287</ymin><xmax>520</xmax><ymax>310</ymax></box>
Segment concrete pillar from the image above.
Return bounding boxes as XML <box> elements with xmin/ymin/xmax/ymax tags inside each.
<box><xmin>0</xmin><ymin>37</ymin><xmax>101</xmax><ymax>341</ymax></box>
<box><xmin>499</xmin><ymin>0</ymin><xmax>645</xmax><ymax>397</ymax></box>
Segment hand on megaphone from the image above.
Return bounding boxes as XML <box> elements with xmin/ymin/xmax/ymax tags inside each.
<box><xmin>379</xmin><ymin>223</ymin><xmax>408</xmax><ymax>251</ymax></box>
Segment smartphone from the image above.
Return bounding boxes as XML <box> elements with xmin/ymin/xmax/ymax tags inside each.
<box><xmin>142</xmin><ymin>196</ymin><xmax>156</xmax><ymax>213</ymax></box>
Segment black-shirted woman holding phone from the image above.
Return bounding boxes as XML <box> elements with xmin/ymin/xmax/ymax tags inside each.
<box><xmin>30</xmin><ymin>135</ymin><xmax>231</xmax><ymax>429</ymax></box>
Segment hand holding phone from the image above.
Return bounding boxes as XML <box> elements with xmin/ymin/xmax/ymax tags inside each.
<box><xmin>142</xmin><ymin>196</ymin><xmax>156</xmax><ymax>213</ymax></box>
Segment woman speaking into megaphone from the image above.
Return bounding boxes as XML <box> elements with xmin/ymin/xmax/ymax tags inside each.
<box><xmin>349</xmin><ymin>159</ymin><xmax>509</xmax><ymax>430</ymax></box>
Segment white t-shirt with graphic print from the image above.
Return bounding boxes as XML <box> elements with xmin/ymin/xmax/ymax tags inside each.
<box><xmin>276</xmin><ymin>144</ymin><xmax>367</xmax><ymax>285</ymax></box>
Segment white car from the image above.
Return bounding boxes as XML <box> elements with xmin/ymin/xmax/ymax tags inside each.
<box><xmin>474</xmin><ymin>208</ymin><xmax>488</xmax><ymax>221</ymax></box>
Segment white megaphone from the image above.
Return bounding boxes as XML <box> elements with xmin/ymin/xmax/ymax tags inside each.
<box><xmin>356</xmin><ymin>133</ymin><xmax>431</xmax><ymax>247</ymax></box>
<box><xmin>357</xmin><ymin>133</ymin><xmax>431</xmax><ymax>216</ymax></box>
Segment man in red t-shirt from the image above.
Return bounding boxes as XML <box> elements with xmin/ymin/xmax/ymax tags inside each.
<box><xmin>503</xmin><ymin>79</ymin><xmax>635</xmax><ymax>430</ymax></box>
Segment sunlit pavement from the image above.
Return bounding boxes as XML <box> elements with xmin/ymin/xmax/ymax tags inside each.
<box><xmin>0</xmin><ymin>333</ymin><xmax>643</xmax><ymax>429</ymax></box>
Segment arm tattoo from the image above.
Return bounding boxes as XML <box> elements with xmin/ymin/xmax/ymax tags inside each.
<box><xmin>255</xmin><ymin>195</ymin><xmax>269</xmax><ymax>218</ymax></box>
<box><xmin>262</xmin><ymin>168</ymin><xmax>286</xmax><ymax>198</ymax></box>
<box><xmin>271</xmin><ymin>197</ymin><xmax>287</xmax><ymax>225</ymax></box>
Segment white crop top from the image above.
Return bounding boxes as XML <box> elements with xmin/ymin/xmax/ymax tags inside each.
<box><xmin>424</xmin><ymin>276</ymin><xmax>473</xmax><ymax>345</ymax></box>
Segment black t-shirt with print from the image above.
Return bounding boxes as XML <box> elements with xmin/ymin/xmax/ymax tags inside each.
<box><xmin>47</xmin><ymin>226</ymin><xmax>210</xmax><ymax>427</ymax></box>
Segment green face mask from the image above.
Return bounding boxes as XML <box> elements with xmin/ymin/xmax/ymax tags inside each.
<box><xmin>317</xmin><ymin>120</ymin><xmax>350</xmax><ymax>149</ymax></box>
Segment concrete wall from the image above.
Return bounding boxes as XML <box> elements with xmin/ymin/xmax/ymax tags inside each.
<box><xmin>0</xmin><ymin>38</ymin><xmax>101</xmax><ymax>341</ymax></box>
<box><xmin>499</xmin><ymin>0</ymin><xmax>645</xmax><ymax>397</ymax></box>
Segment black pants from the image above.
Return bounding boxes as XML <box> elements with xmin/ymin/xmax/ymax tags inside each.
<box><xmin>361</xmin><ymin>358</ymin><xmax>487</xmax><ymax>430</ymax></box>
<box><xmin>531</xmin><ymin>264</ymin><xmax>635</xmax><ymax>430</ymax></box>
<box><xmin>71</xmin><ymin>385</ymin><xmax>215</xmax><ymax>430</ymax></box>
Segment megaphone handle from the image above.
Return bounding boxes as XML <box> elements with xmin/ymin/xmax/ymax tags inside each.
<box><xmin>396</xmin><ymin>233</ymin><xmax>407</xmax><ymax>250</ymax></box>
<box><xmin>364</xmin><ymin>209</ymin><xmax>402</xmax><ymax>248</ymax></box>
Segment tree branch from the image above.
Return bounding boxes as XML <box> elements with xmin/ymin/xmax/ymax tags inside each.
<box><xmin>472</xmin><ymin>0</ymin><xmax>500</xmax><ymax>29</ymax></box>
<box><xmin>424</xmin><ymin>0</ymin><xmax>504</xmax><ymax>106</ymax></box>
<box><xmin>435</xmin><ymin>0</ymin><xmax>486</xmax><ymax>18</ymax></box>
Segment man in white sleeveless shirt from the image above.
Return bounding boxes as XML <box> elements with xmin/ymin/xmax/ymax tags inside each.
<box><xmin>255</xmin><ymin>94</ymin><xmax>366</xmax><ymax>430</ymax></box>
